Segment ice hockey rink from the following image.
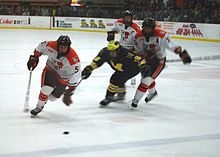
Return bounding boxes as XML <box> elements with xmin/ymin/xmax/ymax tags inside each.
<box><xmin>0</xmin><ymin>29</ymin><xmax>220</xmax><ymax>157</ymax></box>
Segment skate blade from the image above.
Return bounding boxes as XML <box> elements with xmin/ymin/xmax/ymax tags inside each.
<box><xmin>30</xmin><ymin>115</ymin><xmax>37</xmax><ymax>118</ymax></box>
<box><xmin>99</xmin><ymin>105</ymin><xmax>108</xmax><ymax>108</ymax></box>
<box><xmin>23</xmin><ymin>109</ymin><xmax>30</xmax><ymax>113</ymax></box>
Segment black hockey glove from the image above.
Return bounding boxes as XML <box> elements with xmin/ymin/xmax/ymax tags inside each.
<box><xmin>81</xmin><ymin>66</ymin><xmax>93</xmax><ymax>79</ymax></box>
<box><xmin>107</xmin><ymin>31</ymin><xmax>115</xmax><ymax>41</ymax></box>
<box><xmin>179</xmin><ymin>50</ymin><xmax>192</xmax><ymax>64</ymax></box>
<box><xmin>63</xmin><ymin>88</ymin><xmax>74</xmax><ymax>106</ymax></box>
<box><xmin>27</xmin><ymin>55</ymin><xmax>39</xmax><ymax>71</ymax></box>
<box><xmin>140</xmin><ymin>64</ymin><xmax>151</xmax><ymax>78</ymax></box>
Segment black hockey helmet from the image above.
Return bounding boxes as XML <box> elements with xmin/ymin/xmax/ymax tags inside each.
<box><xmin>57</xmin><ymin>35</ymin><xmax>71</xmax><ymax>47</ymax></box>
<box><xmin>56</xmin><ymin>35</ymin><xmax>71</xmax><ymax>57</ymax></box>
<box><xmin>142</xmin><ymin>17</ymin><xmax>156</xmax><ymax>40</ymax></box>
<box><xmin>142</xmin><ymin>17</ymin><xmax>156</xmax><ymax>29</ymax></box>
<box><xmin>122</xmin><ymin>10</ymin><xmax>133</xmax><ymax>18</ymax></box>
<box><xmin>122</xmin><ymin>10</ymin><xmax>133</xmax><ymax>28</ymax></box>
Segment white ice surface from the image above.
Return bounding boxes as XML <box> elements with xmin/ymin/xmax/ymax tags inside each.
<box><xmin>0</xmin><ymin>29</ymin><xmax>220</xmax><ymax>157</ymax></box>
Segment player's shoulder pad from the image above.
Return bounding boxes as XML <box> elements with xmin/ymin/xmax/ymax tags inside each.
<box><xmin>46</xmin><ymin>41</ymin><xmax>57</xmax><ymax>49</ymax></box>
<box><xmin>99</xmin><ymin>47</ymin><xmax>108</xmax><ymax>54</ymax></box>
<box><xmin>154</xmin><ymin>27</ymin><xmax>167</xmax><ymax>39</ymax></box>
<box><xmin>66</xmin><ymin>48</ymin><xmax>80</xmax><ymax>65</ymax></box>
<box><xmin>135</xmin><ymin>30</ymin><xmax>144</xmax><ymax>39</ymax></box>
<box><xmin>131</xmin><ymin>23</ymin><xmax>141</xmax><ymax>32</ymax></box>
<box><xmin>116</xmin><ymin>18</ymin><xmax>124</xmax><ymax>24</ymax></box>
<box><xmin>120</xmin><ymin>47</ymin><xmax>134</xmax><ymax>57</ymax></box>
<box><xmin>96</xmin><ymin>47</ymin><xmax>108</xmax><ymax>61</ymax></box>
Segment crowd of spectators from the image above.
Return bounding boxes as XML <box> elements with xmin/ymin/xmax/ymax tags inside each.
<box><xmin>129</xmin><ymin>0</ymin><xmax>219</xmax><ymax>24</ymax></box>
<box><xmin>0</xmin><ymin>0</ymin><xmax>219</xmax><ymax>24</ymax></box>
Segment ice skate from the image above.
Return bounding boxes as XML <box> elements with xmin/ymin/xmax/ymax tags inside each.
<box><xmin>30</xmin><ymin>106</ymin><xmax>44</xmax><ymax>116</ymax></box>
<box><xmin>99</xmin><ymin>97</ymin><xmax>113</xmax><ymax>108</ymax></box>
<box><xmin>115</xmin><ymin>92</ymin><xmax>126</xmax><ymax>101</ymax></box>
<box><xmin>129</xmin><ymin>99</ymin><xmax>139</xmax><ymax>110</ymax></box>
<box><xmin>145</xmin><ymin>90</ymin><xmax>158</xmax><ymax>103</ymax></box>
<box><xmin>99</xmin><ymin>92</ymin><xmax>126</xmax><ymax>108</ymax></box>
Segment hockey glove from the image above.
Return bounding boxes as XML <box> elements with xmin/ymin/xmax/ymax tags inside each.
<box><xmin>174</xmin><ymin>47</ymin><xmax>182</xmax><ymax>54</ymax></box>
<box><xmin>107</xmin><ymin>31</ymin><xmax>115</xmax><ymax>41</ymax></box>
<box><xmin>81</xmin><ymin>66</ymin><xmax>93</xmax><ymax>79</ymax></box>
<box><xmin>27</xmin><ymin>55</ymin><xmax>39</xmax><ymax>71</ymax></box>
<box><xmin>63</xmin><ymin>88</ymin><xmax>74</xmax><ymax>106</ymax></box>
<box><xmin>140</xmin><ymin>64</ymin><xmax>151</xmax><ymax>78</ymax></box>
<box><xmin>179</xmin><ymin>50</ymin><xmax>192</xmax><ymax>64</ymax></box>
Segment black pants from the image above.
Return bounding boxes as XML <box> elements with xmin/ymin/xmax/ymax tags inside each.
<box><xmin>110</xmin><ymin>70</ymin><xmax>139</xmax><ymax>87</ymax></box>
<box><xmin>105</xmin><ymin>68</ymin><xmax>140</xmax><ymax>97</ymax></box>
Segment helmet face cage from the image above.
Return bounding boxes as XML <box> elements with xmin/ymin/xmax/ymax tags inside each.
<box><xmin>57</xmin><ymin>35</ymin><xmax>71</xmax><ymax>55</ymax></box>
<box><xmin>142</xmin><ymin>17</ymin><xmax>156</xmax><ymax>29</ymax></box>
<box><xmin>57</xmin><ymin>35</ymin><xmax>71</xmax><ymax>47</ymax></box>
<box><xmin>122</xmin><ymin>10</ymin><xmax>132</xmax><ymax>18</ymax></box>
<box><xmin>142</xmin><ymin>18</ymin><xmax>156</xmax><ymax>39</ymax></box>
<box><xmin>107</xmin><ymin>41</ymin><xmax>120</xmax><ymax>51</ymax></box>
<box><xmin>122</xmin><ymin>10</ymin><xmax>133</xmax><ymax>26</ymax></box>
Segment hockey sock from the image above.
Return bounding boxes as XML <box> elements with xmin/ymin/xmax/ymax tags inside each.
<box><xmin>48</xmin><ymin>94</ymin><xmax>58</xmax><ymax>101</ymax></box>
<box><xmin>37</xmin><ymin>86</ymin><xmax>54</xmax><ymax>107</ymax></box>
<box><xmin>134</xmin><ymin>83</ymin><xmax>149</xmax><ymax>101</ymax></box>
<box><xmin>148</xmin><ymin>81</ymin><xmax>156</xmax><ymax>94</ymax></box>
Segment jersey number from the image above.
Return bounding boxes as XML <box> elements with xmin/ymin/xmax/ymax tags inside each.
<box><xmin>75</xmin><ymin>66</ymin><xmax>79</xmax><ymax>73</ymax></box>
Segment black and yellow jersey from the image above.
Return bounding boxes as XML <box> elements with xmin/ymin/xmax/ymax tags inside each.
<box><xmin>89</xmin><ymin>47</ymin><xmax>147</xmax><ymax>73</ymax></box>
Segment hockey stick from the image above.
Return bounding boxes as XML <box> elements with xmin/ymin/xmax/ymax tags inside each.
<box><xmin>166</xmin><ymin>55</ymin><xmax>220</xmax><ymax>63</ymax></box>
<box><xmin>69</xmin><ymin>77</ymin><xmax>84</xmax><ymax>94</ymax></box>
<box><xmin>23</xmin><ymin>69</ymin><xmax>33</xmax><ymax>112</ymax></box>
<box><xmin>166</xmin><ymin>54</ymin><xmax>220</xmax><ymax>63</ymax></box>
<box><xmin>75</xmin><ymin>77</ymin><xmax>84</xmax><ymax>89</ymax></box>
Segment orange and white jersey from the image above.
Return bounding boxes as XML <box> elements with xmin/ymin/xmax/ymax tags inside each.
<box><xmin>134</xmin><ymin>28</ymin><xmax>181</xmax><ymax>59</ymax></box>
<box><xmin>112</xmin><ymin>18</ymin><xmax>140</xmax><ymax>49</ymax></box>
<box><xmin>34</xmin><ymin>41</ymin><xmax>81</xmax><ymax>87</ymax></box>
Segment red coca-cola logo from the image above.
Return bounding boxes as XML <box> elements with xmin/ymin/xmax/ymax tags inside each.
<box><xmin>0</xmin><ymin>19</ymin><xmax>13</xmax><ymax>24</ymax></box>
<box><xmin>0</xmin><ymin>18</ymin><xmax>30</xmax><ymax>25</ymax></box>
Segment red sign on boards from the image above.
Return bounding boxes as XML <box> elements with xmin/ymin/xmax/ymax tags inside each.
<box><xmin>176</xmin><ymin>23</ymin><xmax>203</xmax><ymax>37</ymax></box>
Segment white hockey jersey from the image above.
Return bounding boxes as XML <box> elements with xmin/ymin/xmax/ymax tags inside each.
<box><xmin>134</xmin><ymin>28</ymin><xmax>181</xmax><ymax>59</ymax></box>
<box><xmin>112</xmin><ymin>18</ymin><xmax>140</xmax><ymax>48</ymax></box>
<box><xmin>34</xmin><ymin>41</ymin><xmax>81</xmax><ymax>87</ymax></box>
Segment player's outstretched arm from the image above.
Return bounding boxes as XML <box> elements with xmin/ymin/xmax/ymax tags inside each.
<box><xmin>81</xmin><ymin>66</ymin><xmax>93</xmax><ymax>79</ymax></box>
<box><xmin>27</xmin><ymin>55</ymin><xmax>39</xmax><ymax>71</ymax></box>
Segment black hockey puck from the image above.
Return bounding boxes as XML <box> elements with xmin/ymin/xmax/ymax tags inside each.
<box><xmin>63</xmin><ymin>131</ymin><xmax>69</xmax><ymax>134</ymax></box>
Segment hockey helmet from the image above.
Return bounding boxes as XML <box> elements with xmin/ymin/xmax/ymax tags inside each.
<box><xmin>142</xmin><ymin>17</ymin><xmax>156</xmax><ymax>39</ymax></box>
<box><xmin>57</xmin><ymin>35</ymin><xmax>71</xmax><ymax>57</ymax></box>
<box><xmin>122</xmin><ymin>10</ymin><xmax>133</xmax><ymax>27</ymax></box>
<box><xmin>142</xmin><ymin>17</ymin><xmax>156</xmax><ymax>29</ymax></box>
<box><xmin>57</xmin><ymin>35</ymin><xmax>71</xmax><ymax>47</ymax></box>
<box><xmin>107</xmin><ymin>41</ymin><xmax>120</xmax><ymax>51</ymax></box>
<box><xmin>122</xmin><ymin>10</ymin><xmax>133</xmax><ymax>18</ymax></box>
